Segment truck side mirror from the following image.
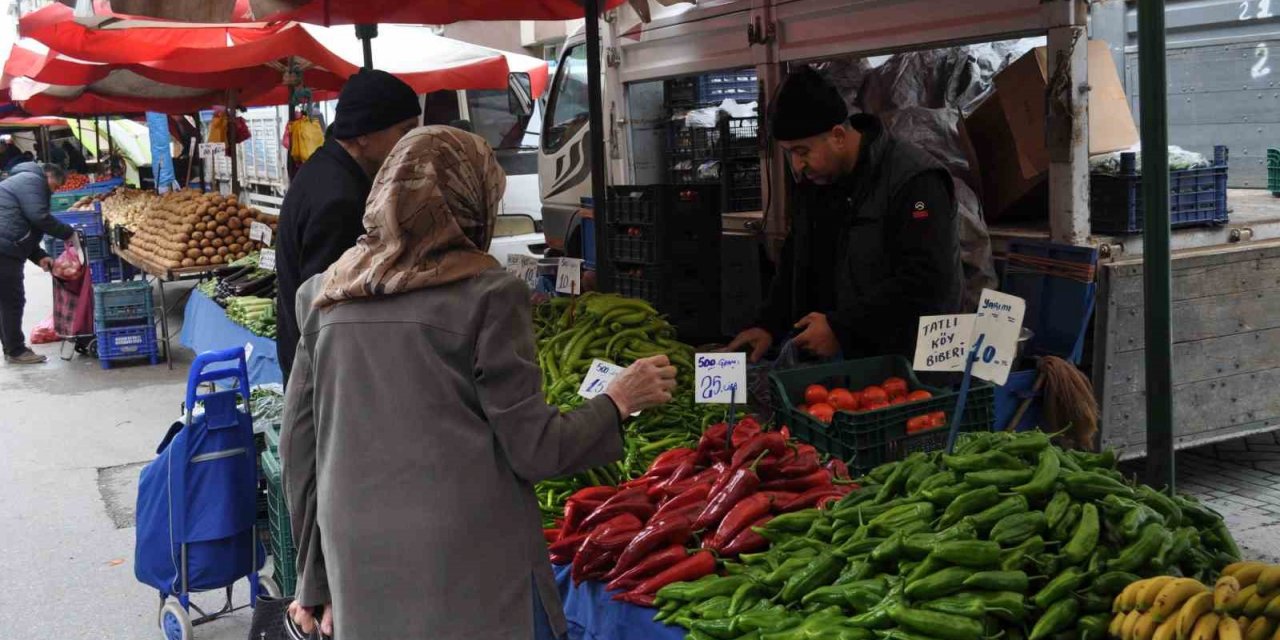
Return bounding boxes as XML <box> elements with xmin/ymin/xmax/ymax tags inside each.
<box><xmin>508</xmin><ymin>73</ymin><xmax>534</xmax><ymax>117</ymax></box>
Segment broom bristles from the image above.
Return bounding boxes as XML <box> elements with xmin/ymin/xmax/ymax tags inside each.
<box><xmin>1040</xmin><ymin>356</ymin><xmax>1099</xmax><ymax>450</ymax></box>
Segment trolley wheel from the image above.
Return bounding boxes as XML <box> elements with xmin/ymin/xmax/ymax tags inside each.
<box><xmin>259</xmin><ymin>575</ymin><xmax>282</xmax><ymax>598</ymax></box>
<box><xmin>158</xmin><ymin>599</ymin><xmax>192</xmax><ymax>640</ymax></box>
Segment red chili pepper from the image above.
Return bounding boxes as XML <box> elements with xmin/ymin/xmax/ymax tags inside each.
<box><xmin>662</xmin><ymin>464</ymin><xmax>722</xmax><ymax>500</ymax></box>
<box><xmin>577</xmin><ymin>500</ymin><xmax>656</xmax><ymax>534</ymax></box>
<box><xmin>548</xmin><ymin>531</ymin><xmax>590</xmax><ymax>557</ymax></box>
<box><xmin>825</xmin><ymin>458</ymin><xmax>851</xmax><ymax>481</ymax></box>
<box><xmin>578</xmin><ymin>530</ymin><xmax>642</xmax><ymax>582</ymax></box>
<box><xmin>543</xmin><ymin>528</ymin><xmax>561</xmax><ymax>544</ymax></box>
<box><xmin>730</xmin><ymin>432</ymin><xmax>788</xmax><ymax>470</ymax></box>
<box><xmin>780</xmin><ymin>425</ymin><xmax>791</xmax><ymax>439</ymax></box>
<box><xmin>720</xmin><ymin>515</ymin><xmax>774</xmax><ymax>556</ymax></box>
<box><xmin>646</xmin><ymin>459</ymin><xmax>697</xmax><ymax>499</ymax></box>
<box><xmin>626</xmin><ymin>549</ymin><xmax>717</xmax><ymax>598</ymax></box>
<box><xmin>729</xmin><ymin>418</ymin><xmax>763</xmax><ymax>449</ymax></box>
<box><xmin>613</xmin><ymin>591</ymin><xmax>656</xmax><ymax>607</ymax></box>
<box><xmin>645</xmin><ymin>448</ymin><xmax>697</xmax><ymax>479</ymax></box>
<box><xmin>620</xmin><ymin>476</ymin><xmax>660</xmax><ymax>490</ymax></box>
<box><xmin>759</xmin><ymin>468</ymin><xmax>832</xmax><ymax>493</ymax></box>
<box><xmin>709</xmin><ymin>492</ymin><xmax>773</xmax><ymax>550</ymax></box>
<box><xmin>781</xmin><ymin>486</ymin><xmax>846</xmax><ymax>512</ymax></box>
<box><xmin>570</xmin><ymin>514</ymin><xmax>642</xmax><ymax>583</ymax></box>
<box><xmin>569</xmin><ymin>486</ymin><xmax>619</xmax><ymax>503</ymax></box>
<box><xmin>655</xmin><ymin>483</ymin><xmax>711</xmax><ymax>518</ymax></box>
<box><xmin>774</xmin><ymin>448</ymin><xmax>821</xmax><ymax>478</ymax></box>
<box><xmin>562</xmin><ymin>498</ymin><xmax>606</xmax><ymax>536</ymax></box>
<box><xmin>696</xmin><ymin>423</ymin><xmax>730</xmax><ymax>465</ymax></box>
<box><xmin>605</xmin><ymin>545</ymin><xmax>689</xmax><ymax>592</ymax></box>
<box><xmin>606</xmin><ymin>513</ymin><xmax>694</xmax><ymax>580</ymax></box>
<box><xmin>694</xmin><ymin>465</ymin><xmax>762</xmax><ymax>531</ymax></box>
<box><xmin>757</xmin><ymin>490</ymin><xmax>800</xmax><ymax>505</ymax></box>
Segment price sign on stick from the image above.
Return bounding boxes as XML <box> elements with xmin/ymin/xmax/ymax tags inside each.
<box><xmin>968</xmin><ymin>289</ymin><xmax>1027</xmax><ymax>386</ymax></box>
<box><xmin>695</xmin><ymin>353</ymin><xmax>747</xmax><ymax>404</ymax></box>
<box><xmin>506</xmin><ymin>255</ymin><xmax>539</xmax><ymax>289</ymax></box>
<box><xmin>578</xmin><ymin>359</ymin><xmax>624</xmax><ymax>400</ymax></box>
<box><xmin>198</xmin><ymin>143</ymin><xmax>225</xmax><ymax>159</ymax></box>
<box><xmin>249</xmin><ymin>221</ymin><xmax>273</xmax><ymax>247</ymax></box>
<box><xmin>913</xmin><ymin>314</ymin><xmax>976</xmax><ymax>373</ymax></box>
<box><xmin>258</xmin><ymin>248</ymin><xmax>276</xmax><ymax>272</ymax></box>
<box><xmin>556</xmin><ymin>257</ymin><xmax>582</xmax><ymax>295</ymax></box>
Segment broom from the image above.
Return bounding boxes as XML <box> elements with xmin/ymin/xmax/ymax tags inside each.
<box><xmin>1007</xmin><ymin>355</ymin><xmax>1098</xmax><ymax>450</ymax></box>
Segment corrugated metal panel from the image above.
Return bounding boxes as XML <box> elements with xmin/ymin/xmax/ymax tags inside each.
<box><xmin>1117</xmin><ymin>0</ymin><xmax>1280</xmax><ymax>187</ymax></box>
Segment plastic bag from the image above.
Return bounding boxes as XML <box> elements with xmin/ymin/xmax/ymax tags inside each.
<box><xmin>52</xmin><ymin>240</ymin><xmax>83</xmax><ymax>282</ymax></box>
<box><xmin>289</xmin><ymin>117</ymin><xmax>324</xmax><ymax>164</ymax></box>
<box><xmin>30</xmin><ymin>316</ymin><xmax>57</xmax><ymax>344</ymax></box>
<box><xmin>207</xmin><ymin>112</ymin><xmax>228</xmax><ymax>144</ymax></box>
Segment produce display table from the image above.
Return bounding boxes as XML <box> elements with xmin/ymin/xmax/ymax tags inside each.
<box><xmin>115</xmin><ymin>245</ymin><xmax>216</xmax><ymax>369</ymax></box>
<box><xmin>553</xmin><ymin>564</ymin><xmax>684</xmax><ymax>640</ymax></box>
<box><xmin>180</xmin><ymin>289</ymin><xmax>281</xmax><ymax>386</ymax></box>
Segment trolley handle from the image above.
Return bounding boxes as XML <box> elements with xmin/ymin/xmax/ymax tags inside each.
<box><xmin>186</xmin><ymin>347</ymin><xmax>251</xmax><ymax>411</ymax></box>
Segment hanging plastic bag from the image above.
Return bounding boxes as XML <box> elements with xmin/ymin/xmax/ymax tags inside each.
<box><xmin>207</xmin><ymin>112</ymin><xmax>228</xmax><ymax>144</ymax></box>
<box><xmin>30</xmin><ymin>316</ymin><xmax>58</xmax><ymax>344</ymax></box>
<box><xmin>52</xmin><ymin>240</ymin><xmax>83</xmax><ymax>282</ymax></box>
<box><xmin>233</xmin><ymin>115</ymin><xmax>251</xmax><ymax>144</ymax></box>
<box><xmin>290</xmin><ymin>117</ymin><xmax>324</xmax><ymax>163</ymax></box>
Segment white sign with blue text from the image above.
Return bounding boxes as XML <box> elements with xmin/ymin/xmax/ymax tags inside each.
<box><xmin>913</xmin><ymin>314</ymin><xmax>976</xmax><ymax>373</ymax></box>
<box><xmin>578</xmin><ymin>359</ymin><xmax>624</xmax><ymax>400</ymax></box>
<box><xmin>968</xmin><ymin>289</ymin><xmax>1027</xmax><ymax>386</ymax></box>
<box><xmin>695</xmin><ymin>353</ymin><xmax>747</xmax><ymax>404</ymax></box>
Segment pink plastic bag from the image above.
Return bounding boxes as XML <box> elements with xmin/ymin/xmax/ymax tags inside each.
<box><xmin>30</xmin><ymin>316</ymin><xmax>57</xmax><ymax>344</ymax></box>
<box><xmin>51</xmin><ymin>240</ymin><xmax>83</xmax><ymax>282</ymax></box>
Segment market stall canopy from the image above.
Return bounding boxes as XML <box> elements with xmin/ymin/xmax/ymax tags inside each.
<box><xmin>51</xmin><ymin>0</ymin><xmax>626</xmax><ymax>25</ymax></box>
<box><xmin>0</xmin><ymin>116</ymin><xmax>68</xmax><ymax>127</ymax></box>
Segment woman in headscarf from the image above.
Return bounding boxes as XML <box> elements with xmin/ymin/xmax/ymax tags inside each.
<box><xmin>281</xmin><ymin>126</ymin><xmax>677</xmax><ymax>639</ymax></box>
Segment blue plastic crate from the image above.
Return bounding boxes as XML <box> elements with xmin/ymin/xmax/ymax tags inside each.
<box><xmin>1001</xmin><ymin>240</ymin><xmax>1097</xmax><ymax>364</ymax></box>
<box><xmin>93</xmin><ymin>280</ymin><xmax>153</xmax><ymax>329</ymax></box>
<box><xmin>89</xmin><ymin>255</ymin><xmax>130</xmax><ymax>285</ymax></box>
<box><xmin>44</xmin><ymin>234</ymin><xmax>108</xmax><ymax>263</ymax></box>
<box><xmin>95</xmin><ymin>325</ymin><xmax>158</xmax><ymax>369</ymax></box>
<box><xmin>52</xmin><ymin>208</ymin><xmax>104</xmax><ymax>237</ymax></box>
<box><xmin>993</xmin><ymin>369</ymin><xmax>1044</xmax><ymax>432</ymax></box>
<box><xmin>1091</xmin><ymin>145</ymin><xmax>1229</xmax><ymax>234</ymax></box>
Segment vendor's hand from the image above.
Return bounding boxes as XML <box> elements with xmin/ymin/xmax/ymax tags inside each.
<box><xmin>724</xmin><ymin>327</ymin><xmax>773</xmax><ymax>363</ymax></box>
<box><xmin>606</xmin><ymin>355</ymin><xmax>678</xmax><ymax>416</ymax></box>
<box><xmin>38</xmin><ymin>257</ymin><xmax>53</xmax><ymax>273</ymax></box>
<box><xmin>793</xmin><ymin>313</ymin><xmax>840</xmax><ymax>359</ymax></box>
<box><xmin>289</xmin><ymin>600</ymin><xmax>334</xmax><ymax>637</ymax></box>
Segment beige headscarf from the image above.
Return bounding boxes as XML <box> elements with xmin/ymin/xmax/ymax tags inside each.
<box><xmin>315</xmin><ymin>126</ymin><xmax>506</xmax><ymax>308</ymax></box>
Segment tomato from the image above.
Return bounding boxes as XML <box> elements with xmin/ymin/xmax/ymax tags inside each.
<box><xmin>808</xmin><ymin>403</ymin><xmax>836</xmax><ymax>424</ymax></box>
<box><xmin>804</xmin><ymin>384</ymin><xmax>830</xmax><ymax>406</ymax></box>
<box><xmin>863</xmin><ymin>400</ymin><xmax>891</xmax><ymax>412</ymax></box>
<box><xmin>798</xmin><ymin>404</ymin><xmax>809</xmax><ymax>414</ymax></box>
<box><xmin>882</xmin><ymin>377</ymin><xmax>909</xmax><ymax>398</ymax></box>
<box><xmin>828</xmin><ymin>388</ymin><xmax>858</xmax><ymax>411</ymax></box>
<box><xmin>927</xmin><ymin>411</ymin><xmax>947</xmax><ymax>428</ymax></box>
<box><xmin>906</xmin><ymin>415</ymin><xmax>934</xmax><ymax>434</ymax></box>
<box><xmin>861</xmin><ymin>385</ymin><xmax>888</xmax><ymax>406</ymax></box>
<box><xmin>890</xmin><ymin>395</ymin><xmax>908</xmax><ymax>406</ymax></box>
<box><xmin>906</xmin><ymin>390</ymin><xmax>933</xmax><ymax>403</ymax></box>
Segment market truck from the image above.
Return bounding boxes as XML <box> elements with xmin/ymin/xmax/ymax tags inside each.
<box><xmin>537</xmin><ymin>0</ymin><xmax>1280</xmax><ymax>458</ymax></box>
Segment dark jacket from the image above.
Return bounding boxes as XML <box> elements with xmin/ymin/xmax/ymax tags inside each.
<box><xmin>757</xmin><ymin>114</ymin><xmax>964</xmax><ymax>360</ymax></box>
<box><xmin>276</xmin><ymin>138</ymin><xmax>371</xmax><ymax>386</ymax></box>
<box><xmin>0</xmin><ymin>162</ymin><xmax>73</xmax><ymax>264</ymax></box>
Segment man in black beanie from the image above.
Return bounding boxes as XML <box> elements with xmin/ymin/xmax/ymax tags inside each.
<box><xmin>726</xmin><ymin>66</ymin><xmax>963</xmax><ymax>363</ymax></box>
<box><xmin>276</xmin><ymin>69</ymin><xmax>421</xmax><ymax>385</ymax></box>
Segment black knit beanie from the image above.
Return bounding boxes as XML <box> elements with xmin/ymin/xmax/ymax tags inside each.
<box><xmin>769</xmin><ymin>66</ymin><xmax>848</xmax><ymax>142</ymax></box>
<box><xmin>331</xmin><ymin>69</ymin><xmax>422</xmax><ymax>140</ymax></box>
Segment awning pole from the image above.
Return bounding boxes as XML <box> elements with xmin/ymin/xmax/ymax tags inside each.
<box><xmin>1138</xmin><ymin>0</ymin><xmax>1175</xmax><ymax>491</ymax></box>
<box><xmin>93</xmin><ymin>116</ymin><xmax>101</xmax><ymax>174</ymax></box>
<box><xmin>228</xmin><ymin>90</ymin><xmax>240</xmax><ymax>197</ymax></box>
<box><xmin>585</xmin><ymin>0</ymin><xmax>610</xmax><ymax>291</ymax></box>
<box><xmin>105</xmin><ymin>115</ymin><xmax>114</xmax><ymax>175</ymax></box>
<box><xmin>356</xmin><ymin>24</ymin><xmax>377</xmax><ymax>70</ymax></box>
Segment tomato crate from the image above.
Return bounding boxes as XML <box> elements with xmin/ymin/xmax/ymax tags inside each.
<box><xmin>770</xmin><ymin>356</ymin><xmax>994</xmax><ymax>476</ymax></box>
<box><xmin>1091</xmin><ymin>145</ymin><xmax>1229</xmax><ymax>234</ymax></box>
<box><xmin>95</xmin><ymin>325</ymin><xmax>158</xmax><ymax>369</ymax></box>
<box><xmin>261</xmin><ymin>450</ymin><xmax>297</xmax><ymax>597</ymax></box>
<box><xmin>93</xmin><ymin>281</ymin><xmax>153</xmax><ymax>329</ymax></box>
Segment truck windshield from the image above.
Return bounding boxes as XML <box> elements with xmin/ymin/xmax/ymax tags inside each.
<box><xmin>543</xmin><ymin>43</ymin><xmax>589</xmax><ymax>152</ymax></box>
<box><xmin>467</xmin><ymin>89</ymin><xmax>539</xmax><ymax>177</ymax></box>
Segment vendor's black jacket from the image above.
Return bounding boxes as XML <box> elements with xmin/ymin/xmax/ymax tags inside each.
<box><xmin>276</xmin><ymin>138</ymin><xmax>371</xmax><ymax>386</ymax></box>
<box><xmin>756</xmin><ymin>114</ymin><xmax>964</xmax><ymax>360</ymax></box>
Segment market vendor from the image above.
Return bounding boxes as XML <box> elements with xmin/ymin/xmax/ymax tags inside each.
<box><xmin>276</xmin><ymin>69</ymin><xmax>421</xmax><ymax>385</ymax></box>
<box><xmin>726</xmin><ymin>67</ymin><xmax>964</xmax><ymax>363</ymax></box>
<box><xmin>0</xmin><ymin>163</ymin><xmax>72</xmax><ymax>365</ymax></box>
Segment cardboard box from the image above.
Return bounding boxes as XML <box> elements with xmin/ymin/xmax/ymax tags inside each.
<box><xmin>967</xmin><ymin>40</ymin><xmax>1138</xmax><ymax>222</ymax></box>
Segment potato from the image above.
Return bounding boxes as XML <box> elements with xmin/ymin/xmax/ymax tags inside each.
<box><xmin>196</xmin><ymin>256</ymin><xmax>209</xmax><ymax>266</ymax></box>
<box><xmin>204</xmin><ymin>230</ymin><xmax>216</xmax><ymax>240</ymax></box>
<box><xmin>227</xmin><ymin>217</ymin><xmax>242</xmax><ymax>230</ymax></box>
<box><xmin>212</xmin><ymin>238</ymin><xmax>224</xmax><ymax>248</ymax></box>
<box><xmin>202</xmin><ymin>214</ymin><xmax>214</xmax><ymax>224</ymax></box>
<box><xmin>211</xmin><ymin>255</ymin><xmax>224</xmax><ymax>265</ymax></box>
<box><xmin>194</xmin><ymin>222</ymin><xmax>207</xmax><ymax>232</ymax></box>
<box><xmin>228</xmin><ymin>243</ymin><xmax>242</xmax><ymax>254</ymax></box>
<box><xmin>202</xmin><ymin>247</ymin><xmax>215</xmax><ymax>257</ymax></box>
<box><xmin>215</xmin><ymin>211</ymin><xmax>229</xmax><ymax>224</ymax></box>
<box><xmin>179</xmin><ymin>232</ymin><xmax>190</xmax><ymax>242</ymax></box>
<box><xmin>181</xmin><ymin>258</ymin><xmax>195</xmax><ymax>267</ymax></box>
<box><xmin>215</xmin><ymin>225</ymin><xmax>228</xmax><ymax>236</ymax></box>
<box><xmin>217</xmin><ymin>246</ymin><xmax>229</xmax><ymax>256</ymax></box>
<box><xmin>200</xmin><ymin>239</ymin><xmax>211</xmax><ymax>248</ymax></box>
<box><xmin>186</xmin><ymin>248</ymin><xmax>201</xmax><ymax>259</ymax></box>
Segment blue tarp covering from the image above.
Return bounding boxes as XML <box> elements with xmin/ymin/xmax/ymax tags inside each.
<box><xmin>553</xmin><ymin>564</ymin><xmax>686</xmax><ymax>640</ymax></box>
<box><xmin>181</xmin><ymin>290</ymin><xmax>281</xmax><ymax>386</ymax></box>
<box><xmin>145</xmin><ymin>112</ymin><xmax>179</xmax><ymax>192</ymax></box>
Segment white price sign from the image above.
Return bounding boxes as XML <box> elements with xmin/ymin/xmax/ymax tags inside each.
<box><xmin>198</xmin><ymin>142</ymin><xmax>225</xmax><ymax>159</ymax></box>
<box><xmin>556</xmin><ymin>257</ymin><xmax>582</xmax><ymax>295</ymax></box>
<box><xmin>913</xmin><ymin>314</ymin><xmax>977</xmax><ymax>373</ymax></box>
<box><xmin>506</xmin><ymin>254</ymin><xmax>539</xmax><ymax>289</ymax></box>
<box><xmin>244</xmin><ymin>341</ymin><xmax>254</xmax><ymax>361</ymax></box>
<box><xmin>249</xmin><ymin>221</ymin><xmax>273</xmax><ymax>247</ymax></box>
<box><xmin>578</xmin><ymin>359</ymin><xmax>624</xmax><ymax>400</ymax></box>
<box><xmin>968</xmin><ymin>289</ymin><xmax>1027</xmax><ymax>386</ymax></box>
<box><xmin>695</xmin><ymin>352</ymin><xmax>747</xmax><ymax>404</ymax></box>
<box><xmin>258</xmin><ymin>248</ymin><xmax>276</xmax><ymax>272</ymax></box>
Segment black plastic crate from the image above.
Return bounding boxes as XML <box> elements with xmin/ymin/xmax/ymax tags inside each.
<box><xmin>770</xmin><ymin>356</ymin><xmax>995</xmax><ymax>476</ymax></box>
<box><xmin>699</xmin><ymin>71</ymin><xmax>759</xmax><ymax>104</ymax></box>
<box><xmin>1091</xmin><ymin>145</ymin><xmax>1229</xmax><ymax>234</ymax></box>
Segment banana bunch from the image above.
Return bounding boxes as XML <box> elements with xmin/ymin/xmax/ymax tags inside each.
<box><xmin>1109</xmin><ymin>563</ymin><xmax>1280</xmax><ymax>640</ymax></box>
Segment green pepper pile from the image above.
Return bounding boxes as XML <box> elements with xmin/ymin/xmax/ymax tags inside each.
<box><xmin>651</xmin><ymin>430</ymin><xmax>1242</xmax><ymax>640</ymax></box>
<box><xmin>533</xmin><ymin>293</ymin><xmax>722</xmax><ymax>526</ymax></box>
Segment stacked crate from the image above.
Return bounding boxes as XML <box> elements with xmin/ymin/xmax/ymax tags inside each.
<box><xmin>92</xmin><ymin>280</ymin><xmax>158</xmax><ymax>368</ymax></box>
<box><xmin>44</xmin><ymin>204</ymin><xmax>134</xmax><ymax>285</ymax></box>
<box><xmin>260</xmin><ymin>426</ymin><xmax>296</xmax><ymax>596</ymax></box>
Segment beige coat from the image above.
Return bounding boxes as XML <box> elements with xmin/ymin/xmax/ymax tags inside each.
<box><xmin>281</xmin><ymin>268</ymin><xmax>623</xmax><ymax>639</ymax></box>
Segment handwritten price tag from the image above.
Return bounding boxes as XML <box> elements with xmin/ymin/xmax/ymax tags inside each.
<box><xmin>258</xmin><ymin>248</ymin><xmax>276</xmax><ymax>272</ymax></box>
<box><xmin>556</xmin><ymin>257</ymin><xmax>583</xmax><ymax>295</ymax></box>
<box><xmin>198</xmin><ymin>142</ymin><xmax>225</xmax><ymax>159</ymax></box>
<box><xmin>506</xmin><ymin>254</ymin><xmax>539</xmax><ymax>289</ymax></box>
<box><xmin>968</xmin><ymin>289</ymin><xmax>1027</xmax><ymax>386</ymax></box>
<box><xmin>249</xmin><ymin>221</ymin><xmax>273</xmax><ymax>246</ymax></box>
<box><xmin>913</xmin><ymin>314</ymin><xmax>976</xmax><ymax>373</ymax></box>
<box><xmin>578</xmin><ymin>359</ymin><xmax>624</xmax><ymax>400</ymax></box>
<box><xmin>695</xmin><ymin>352</ymin><xmax>747</xmax><ymax>404</ymax></box>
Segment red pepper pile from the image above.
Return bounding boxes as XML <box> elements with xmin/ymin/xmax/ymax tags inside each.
<box><xmin>544</xmin><ymin>417</ymin><xmax>857</xmax><ymax>607</ymax></box>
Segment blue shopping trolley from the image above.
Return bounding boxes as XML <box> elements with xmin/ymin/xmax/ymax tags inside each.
<box><xmin>135</xmin><ymin>347</ymin><xmax>278</xmax><ymax>639</ymax></box>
